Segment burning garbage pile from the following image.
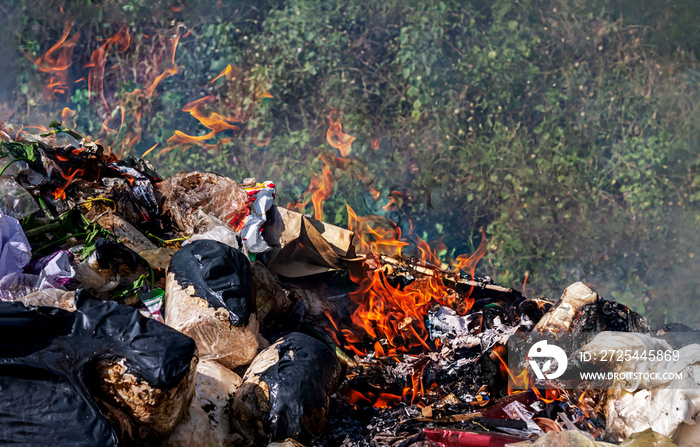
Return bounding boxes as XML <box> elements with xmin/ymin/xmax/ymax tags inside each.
<box><xmin>1</xmin><ymin>122</ymin><xmax>699</xmax><ymax>447</ymax></box>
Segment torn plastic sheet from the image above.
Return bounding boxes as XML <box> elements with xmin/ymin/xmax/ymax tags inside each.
<box><xmin>0</xmin><ymin>273</ymin><xmax>45</xmax><ymax>301</ymax></box>
<box><xmin>186</xmin><ymin>211</ymin><xmax>240</xmax><ymax>249</ymax></box>
<box><xmin>0</xmin><ymin>177</ymin><xmax>39</xmax><ymax>220</ymax></box>
<box><xmin>32</xmin><ymin>250</ymin><xmax>75</xmax><ymax>288</ymax></box>
<box><xmin>0</xmin><ymin>212</ymin><xmax>31</xmax><ymax>280</ymax></box>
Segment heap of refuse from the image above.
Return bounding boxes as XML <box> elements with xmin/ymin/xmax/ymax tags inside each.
<box><xmin>2</xmin><ymin>122</ymin><xmax>700</xmax><ymax>447</ymax></box>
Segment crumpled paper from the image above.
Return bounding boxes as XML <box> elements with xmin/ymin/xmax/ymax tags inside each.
<box><xmin>267</xmin><ymin>214</ymin><xmax>362</xmax><ymax>278</ymax></box>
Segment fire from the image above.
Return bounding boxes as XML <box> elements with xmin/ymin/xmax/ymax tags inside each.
<box><xmin>326</xmin><ymin>108</ymin><xmax>355</xmax><ymax>157</ymax></box>
<box><xmin>522</xmin><ymin>271</ymin><xmax>530</xmax><ymax>296</ymax></box>
<box><xmin>140</xmin><ymin>32</ymin><xmax>181</xmax><ymax>98</ymax></box>
<box><xmin>337</xmin><ymin>205</ymin><xmax>488</xmax><ymax>357</ymax></box>
<box><xmin>160</xmin><ymin>92</ymin><xmax>241</xmax><ymax>153</ymax></box>
<box><xmin>492</xmin><ymin>344</ymin><xmax>564</xmax><ymax>404</ymax></box>
<box><xmin>453</xmin><ymin>229</ymin><xmax>488</xmax><ymax>297</ymax></box>
<box><xmin>158</xmin><ymin>64</ymin><xmax>270</xmax><ymax>156</ymax></box>
<box><xmin>345</xmin><ymin>389</ymin><xmax>403</xmax><ymax>409</ymax></box>
<box><xmin>53</xmin><ymin>167</ymin><xmax>85</xmax><ymax>200</ymax></box>
<box><xmin>30</xmin><ymin>22</ymin><xmax>80</xmax><ymax>98</ymax></box>
<box><xmin>346</xmin><ymin>204</ymin><xmax>407</xmax><ymax>256</ymax></box>
<box><xmin>286</xmin><ymin>161</ymin><xmax>333</xmax><ymax>221</ymax></box>
<box><xmin>85</xmin><ymin>25</ymin><xmax>131</xmax><ymax>113</ymax></box>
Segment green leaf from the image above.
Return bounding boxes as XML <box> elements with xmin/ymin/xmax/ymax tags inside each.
<box><xmin>2</xmin><ymin>142</ymin><xmax>38</xmax><ymax>163</ymax></box>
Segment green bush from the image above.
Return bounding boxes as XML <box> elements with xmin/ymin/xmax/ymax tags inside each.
<box><xmin>3</xmin><ymin>0</ymin><xmax>699</xmax><ymax>325</ymax></box>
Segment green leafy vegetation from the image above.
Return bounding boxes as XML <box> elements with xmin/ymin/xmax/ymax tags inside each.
<box><xmin>2</xmin><ymin>0</ymin><xmax>698</xmax><ymax>325</ymax></box>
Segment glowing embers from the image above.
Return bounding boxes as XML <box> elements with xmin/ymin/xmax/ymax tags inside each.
<box><xmin>30</xmin><ymin>22</ymin><xmax>80</xmax><ymax>99</ymax></box>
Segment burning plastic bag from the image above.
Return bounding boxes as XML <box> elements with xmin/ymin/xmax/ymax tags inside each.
<box><xmin>230</xmin><ymin>332</ymin><xmax>342</xmax><ymax>446</ymax></box>
<box><xmin>164</xmin><ymin>239</ymin><xmax>259</xmax><ymax>369</ymax></box>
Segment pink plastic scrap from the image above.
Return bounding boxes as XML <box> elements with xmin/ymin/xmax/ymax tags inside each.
<box><xmin>423</xmin><ymin>428</ymin><xmax>527</xmax><ymax>447</ymax></box>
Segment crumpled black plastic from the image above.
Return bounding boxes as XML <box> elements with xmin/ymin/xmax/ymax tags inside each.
<box><xmin>0</xmin><ymin>297</ymin><xmax>196</xmax><ymax>446</ymax></box>
<box><xmin>169</xmin><ymin>239</ymin><xmax>254</xmax><ymax>327</ymax></box>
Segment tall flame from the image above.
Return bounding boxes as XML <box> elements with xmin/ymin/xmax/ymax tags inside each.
<box><xmin>31</xmin><ymin>22</ymin><xmax>80</xmax><ymax>98</ymax></box>
<box><xmin>85</xmin><ymin>25</ymin><xmax>131</xmax><ymax>113</ymax></box>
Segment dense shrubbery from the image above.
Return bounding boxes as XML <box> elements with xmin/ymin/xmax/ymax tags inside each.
<box><xmin>2</xmin><ymin>0</ymin><xmax>699</xmax><ymax>325</ymax></box>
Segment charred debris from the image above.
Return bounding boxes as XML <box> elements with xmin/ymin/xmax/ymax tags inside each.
<box><xmin>0</xmin><ymin>123</ymin><xmax>695</xmax><ymax>447</ymax></box>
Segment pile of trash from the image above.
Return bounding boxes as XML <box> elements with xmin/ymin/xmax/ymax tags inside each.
<box><xmin>1</xmin><ymin>122</ymin><xmax>700</xmax><ymax>447</ymax></box>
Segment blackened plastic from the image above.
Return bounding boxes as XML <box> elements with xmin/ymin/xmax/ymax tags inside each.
<box><xmin>260</xmin><ymin>332</ymin><xmax>341</xmax><ymax>441</ymax></box>
<box><xmin>0</xmin><ymin>298</ymin><xmax>197</xmax><ymax>446</ymax></box>
<box><xmin>169</xmin><ymin>239</ymin><xmax>254</xmax><ymax>327</ymax></box>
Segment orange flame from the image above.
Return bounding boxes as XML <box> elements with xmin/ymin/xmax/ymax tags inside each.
<box><xmin>340</xmin><ymin>205</ymin><xmax>487</xmax><ymax>356</ymax></box>
<box><xmin>454</xmin><ymin>229</ymin><xmax>488</xmax><ymax>296</ymax></box>
<box><xmin>286</xmin><ymin>162</ymin><xmax>333</xmax><ymax>220</ymax></box>
<box><xmin>310</xmin><ymin>165</ymin><xmax>333</xmax><ymax>220</ymax></box>
<box><xmin>53</xmin><ymin>168</ymin><xmax>85</xmax><ymax>200</ymax></box>
<box><xmin>492</xmin><ymin>344</ymin><xmax>564</xmax><ymax>404</ymax></box>
<box><xmin>326</xmin><ymin>108</ymin><xmax>355</xmax><ymax>157</ymax></box>
<box><xmin>142</xmin><ymin>33</ymin><xmax>181</xmax><ymax>98</ymax></box>
<box><xmin>85</xmin><ymin>25</ymin><xmax>131</xmax><ymax>113</ymax></box>
<box><xmin>522</xmin><ymin>271</ymin><xmax>530</xmax><ymax>296</ymax></box>
<box><xmin>159</xmin><ymin>94</ymin><xmax>240</xmax><ymax>154</ymax></box>
<box><xmin>31</xmin><ymin>22</ymin><xmax>80</xmax><ymax>98</ymax></box>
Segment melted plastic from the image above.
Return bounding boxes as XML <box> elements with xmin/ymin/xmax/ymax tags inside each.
<box><xmin>260</xmin><ymin>332</ymin><xmax>341</xmax><ymax>441</ymax></box>
<box><xmin>0</xmin><ymin>298</ymin><xmax>196</xmax><ymax>446</ymax></box>
<box><xmin>169</xmin><ymin>239</ymin><xmax>254</xmax><ymax>327</ymax></box>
